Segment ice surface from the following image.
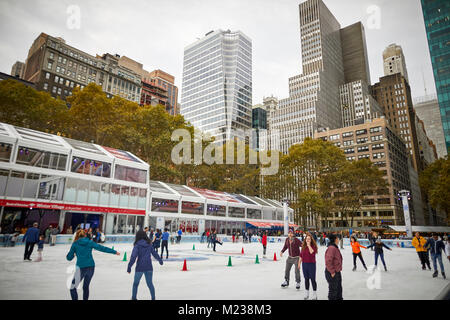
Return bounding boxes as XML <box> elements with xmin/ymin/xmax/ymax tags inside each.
<box><xmin>0</xmin><ymin>241</ymin><xmax>448</xmax><ymax>300</ymax></box>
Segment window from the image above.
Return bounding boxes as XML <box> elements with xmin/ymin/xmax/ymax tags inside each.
<box><xmin>344</xmin><ymin>148</ymin><xmax>354</xmax><ymax>154</ymax></box>
<box><xmin>43</xmin><ymin>83</ymin><xmax>48</xmax><ymax>90</ymax></box>
<box><xmin>0</xmin><ymin>143</ymin><xmax>12</xmax><ymax>162</ymax></box>
<box><xmin>71</xmin><ymin>157</ymin><xmax>111</xmax><ymax>177</ymax></box>
<box><xmin>228</xmin><ymin>207</ymin><xmax>245</xmax><ymax>218</ymax></box>
<box><xmin>114</xmin><ymin>165</ymin><xmax>146</xmax><ymax>184</ymax></box>
<box><xmin>373</xmin><ymin>152</ymin><xmax>385</xmax><ymax>159</ymax></box>
<box><xmin>356</xmin><ymin>129</ymin><xmax>367</xmax><ymax>135</ymax></box>
<box><xmin>247</xmin><ymin>208</ymin><xmax>261</xmax><ymax>219</ymax></box>
<box><xmin>357</xmin><ymin>146</ymin><xmax>369</xmax><ymax>152</ymax></box>
<box><xmin>356</xmin><ymin>137</ymin><xmax>368</xmax><ymax>144</ymax></box>
<box><xmin>16</xmin><ymin>147</ymin><xmax>67</xmax><ymax>170</ymax></box>
<box><xmin>151</xmin><ymin>198</ymin><xmax>178</xmax><ymax>213</ymax></box>
<box><xmin>45</xmin><ymin>72</ymin><xmax>50</xmax><ymax>79</ymax></box>
<box><xmin>181</xmin><ymin>201</ymin><xmax>204</xmax><ymax>215</ymax></box>
<box><xmin>343</xmin><ymin>140</ymin><xmax>354</xmax><ymax>146</ymax></box>
<box><xmin>358</xmin><ymin>154</ymin><xmax>370</xmax><ymax>159</ymax></box>
<box><xmin>371</xmin><ymin>135</ymin><xmax>383</xmax><ymax>142</ymax></box>
<box><xmin>370</xmin><ymin>126</ymin><xmax>382</xmax><ymax>133</ymax></box>
<box><xmin>329</xmin><ymin>134</ymin><xmax>340</xmax><ymax>141</ymax></box>
<box><xmin>342</xmin><ymin>132</ymin><xmax>353</xmax><ymax>138</ymax></box>
<box><xmin>207</xmin><ymin>204</ymin><xmax>226</xmax><ymax>216</ymax></box>
<box><xmin>372</xmin><ymin>143</ymin><xmax>384</xmax><ymax>150</ymax></box>
<box><xmin>47</xmin><ymin>62</ymin><xmax>53</xmax><ymax>69</ymax></box>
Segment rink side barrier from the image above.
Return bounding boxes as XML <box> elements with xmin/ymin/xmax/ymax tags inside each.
<box><xmin>0</xmin><ymin>234</ymin><xmax>414</xmax><ymax>248</ymax></box>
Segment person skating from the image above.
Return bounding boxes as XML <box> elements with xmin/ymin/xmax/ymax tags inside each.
<box><xmin>425</xmin><ymin>233</ymin><xmax>446</xmax><ymax>279</ymax></box>
<box><xmin>262</xmin><ymin>231</ymin><xmax>268</xmax><ymax>257</ymax></box>
<box><xmin>325</xmin><ymin>234</ymin><xmax>343</xmax><ymax>300</ymax></box>
<box><xmin>161</xmin><ymin>228</ymin><xmax>170</xmax><ymax>259</ymax></box>
<box><xmin>412</xmin><ymin>232</ymin><xmax>431</xmax><ymax>270</ymax></box>
<box><xmin>23</xmin><ymin>222</ymin><xmax>40</xmax><ymax>261</ymax></box>
<box><xmin>66</xmin><ymin>229</ymin><xmax>119</xmax><ymax>300</ymax></box>
<box><xmin>298</xmin><ymin>233</ymin><xmax>318</xmax><ymax>300</ymax></box>
<box><xmin>211</xmin><ymin>230</ymin><xmax>223</xmax><ymax>252</ymax></box>
<box><xmin>280</xmin><ymin>229</ymin><xmax>302</xmax><ymax>289</ymax></box>
<box><xmin>153</xmin><ymin>229</ymin><xmax>161</xmax><ymax>255</ymax></box>
<box><xmin>127</xmin><ymin>230</ymin><xmax>163</xmax><ymax>300</ymax></box>
<box><xmin>34</xmin><ymin>235</ymin><xmax>45</xmax><ymax>262</ymax></box>
<box><xmin>176</xmin><ymin>228</ymin><xmax>182</xmax><ymax>244</ymax></box>
<box><xmin>350</xmin><ymin>236</ymin><xmax>367</xmax><ymax>271</ymax></box>
<box><xmin>50</xmin><ymin>226</ymin><xmax>59</xmax><ymax>246</ymax></box>
<box><xmin>366</xmin><ymin>237</ymin><xmax>392</xmax><ymax>272</ymax></box>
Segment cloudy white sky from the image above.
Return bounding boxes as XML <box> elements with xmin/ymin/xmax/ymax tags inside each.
<box><xmin>0</xmin><ymin>0</ymin><xmax>436</xmax><ymax>104</ymax></box>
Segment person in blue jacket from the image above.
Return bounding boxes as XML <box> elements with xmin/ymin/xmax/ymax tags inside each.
<box><xmin>177</xmin><ymin>228</ymin><xmax>182</xmax><ymax>244</ymax></box>
<box><xmin>23</xmin><ymin>222</ymin><xmax>40</xmax><ymax>261</ymax></box>
<box><xmin>153</xmin><ymin>229</ymin><xmax>162</xmax><ymax>254</ymax></box>
<box><xmin>161</xmin><ymin>228</ymin><xmax>170</xmax><ymax>259</ymax></box>
<box><xmin>127</xmin><ymin>230</ymin><xmax>163</xmax><ymax>300</ymax></box>
<box><xmin>66</xmin><ymin>229</ymin><xmax>119</xmax><ymax>300</ymax></box>
<box><xmin>425</xmin><ymin>233</ymin><xmax>446</xmax><ymax>279</ymax></box>
<box><xmin>366</xmin><ymin>237</ymin><xmax>392</xmax><ymax>272</ymax></box>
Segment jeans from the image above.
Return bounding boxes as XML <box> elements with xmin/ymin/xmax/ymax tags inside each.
<box><xmin>374</xmin><ymin>252</ymin><xmax>386</xmax><ymax>267</ymax></box>
<box><xmin>284</xmin><ymin>256</ymin><xmax>300</xmax><ymax>283</ymax></box>
<box><xmin>70</xmin><ymin>266</ymin><xmax>95</xmax><ymax>300</ymax></box>
<box><xmin>325</xmin><ymin>270</ymin><xmax>343</xmax><ymax>300</ymax></box>
<box><xmin>352</xmin><ymin>252</ymin><xmax>367</xmax><ymax>268</ymax></box>
<box><xmin>24</xmin><ymin>242</ymin><xmax>36</xmax><ymax>260</ymax></box>
<box><xmin>213</xmin><ymin>239</ymin><xmax>222</xmax><ymax>251</ymax></box>
<box><xmin>431</xmin><ymin>253</ymin><xmax>444</xmax><ymax>273</ymax></box>
<box><xmin>132</xmin><ymin>271</ymin><xmax>155</xmax><ymax>300</ymax></box>
<box><xmin>302</xmin><ymin>262</ymin><xmax>317</xmax><ymax>291</ymax></box>
<box><xmin>161</xmin><ymin>240</ymin><xmax>168</xmax><ymax>259</ymax></box>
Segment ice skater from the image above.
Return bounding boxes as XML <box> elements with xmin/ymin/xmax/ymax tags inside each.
<box><xmin>366</xmin><ymin>237</ymin><xmax>392</xmax><ymax>272</ymax></box>
<box><xmin>350</xmin><ymin>236</ymin><xmax>367</xmax><ymax>271</ymax></box>
<box><xmin>261</xmin><ymin>231</ymin><xmax>267</xmax><ymax>257</ymax></box>
<box><xmin>412</xmin><ymin>232</ymin><xmax>431</xmax><ymax>270</ymax></box>
<box><xmin>161</xmin><ymin>228</ymin><xmax>170</xmax><ymax>259</ymax></box>
<box><xmin>280</xmin><ymin>229</ymin><xmax>302</xmax><ymax>289</ymax></box>
<box><xmin>325</xmin><ymin>234</ymin><xmax>343</xmax><ymax>300</ymax></box>
<box><xmin>23</xmin><ymin>222</ymin><xmax>40</xmax><ymax>261</ymax></box>
<box><xmin>34</xmin><ymin>235</ymin><xmax>45</xmax><ymax>262</ymax></box>
<box><xmin>66</xmin><ymin>229</ymin><xmax>119</xmax><ymax>300</ymax></box>
<box><xmin>425</xmin><ymin>233</ymin><xmax>446</xmax><ymax>279</ymax></box>
<box><xmin>153</xmin><ymin>229</ymin><xmax>161</xmax><ymax>255</ymax></box>
<box><xmin>176</xmin><ymin>228</ymin><xmax>182</xmax><ymax>244</ymax></box>
<box><xmin>299</xmin><ymin>233</ymin><xmax>318</xmax><ymax>300</ymax></box>
<box><xmin>446</xmin><ymin>237</ymin><xmax>450</xmax><ymax>262</ymax></box>
<box><xmin>127</xmin><ymin>230</ymin><xmax>163</xmax><ymax>300</ymax></box>
<box><xmin>211</xmin><ymin>230</ymin><xmax>223</xmax><ymax>252</ymax></box>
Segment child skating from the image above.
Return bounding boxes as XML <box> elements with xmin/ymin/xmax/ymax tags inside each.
<box><xmin>35</xmin><ymin>235</ymin><xmax>45</xmax><ymax>262</ymax></box>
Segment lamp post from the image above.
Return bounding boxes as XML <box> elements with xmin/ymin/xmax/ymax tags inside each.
<box><xmin>282</xmin><ymin>198</ymin><xmax>289</xmax><ymax>236</ymax></box>
<box><xmin>398</xmin><ymin>190</ymin><xmax>412</xmax><ymax>238</ymax></box>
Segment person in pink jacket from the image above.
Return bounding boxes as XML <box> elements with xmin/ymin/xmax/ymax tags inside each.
<box><xmin>324</xmin><ymin>234</ymin><xmax>343</xmax><ymax>300</ymax></box>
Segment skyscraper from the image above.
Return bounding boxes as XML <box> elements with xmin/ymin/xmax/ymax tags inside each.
<box><xmin>382</xmin><ymin>44</ymin><xmax>409</xmax><ymax>82</ymax></box>
<box><xmin>270</xmin><ymin>0</ymin><xmax>344</xmax><ymax>153</ymax></box>
<box><xmin>421</xmin><ymin>0</ymin><xmax>450</xmax><ymax>153</ymax></box>
<box><xmin>181</xmin><ymin>30</ymin><xmax>252</xmax><ymax>144</ymax></box>
<box><xmin>11</xmin><ymin>61</ymin><xmax>25</xmax><ymax>79</ymax></box>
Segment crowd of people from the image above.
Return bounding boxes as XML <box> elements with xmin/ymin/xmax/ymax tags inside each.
<box><xmin>3</xmin><ymin>220</ymin><xmax>450</xmax><ymax>300</ymax></box>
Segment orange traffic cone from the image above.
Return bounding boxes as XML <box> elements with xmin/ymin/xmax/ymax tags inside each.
<box><xmin>273</xmin><ymin>252</ymin><xmax>277</xmax><ymax>261</ymax></box>
<box><xmin>182</xmin><ymin>259</ymin><xmax>188</xmax><ymax>271</ymax></box>
<box><xmin>241</xmin><ymin>247</ymin><xmax>244</xmax><ymax>254</ymax></box>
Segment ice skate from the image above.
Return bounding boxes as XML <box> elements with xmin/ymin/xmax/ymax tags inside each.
<box><xmin>281</xmin><ymin>280</ymin><xmax>289</xmax><ymax>288</ymax></box>
<box><xmin>296</xmin><ymin>282</ymin><xmax>300</xmax><ymax>290</ymax></box>
<box><xmin>432</xmin><ymin>271</ymin><xmax>438</xmax><ymax>278</ymax></box>
<box><xmin>304</xmin><ymin>290</ymin><xmax>309</xmax><ymax>300</ymax></box>
<box><xmin>442</xmin><ymin>272</ymin><xmax>446</xmax><ymax>279</ymax></box>
<box><xmin>363</xmin><ymin>265</ymin><xmax>367</xmax><ymax>271</ymax></box>
<box><xmin>352</xmin><ymin>266</ymin><xmax>356</xmax><ymax>271</ymax></box>
<box><xmin>384</xmin><ymin>265</ymin><xmax>387</xmax><ymax>272</ymax></box>
<box><xmin>310</xmin><ymin>291</ymin><xmax>317</xmax><ymax>300</ymax></box>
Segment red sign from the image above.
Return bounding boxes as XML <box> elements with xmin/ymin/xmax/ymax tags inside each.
<box><xmin>0</xmin><ymin>199</ymin><xmax>145</xmax><ymax>215</ymax></box>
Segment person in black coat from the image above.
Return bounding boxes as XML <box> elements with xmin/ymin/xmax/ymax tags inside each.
<box><xmin>23</xmin><ymin>222</ymin><xmax>40</xmax><ymax>261</ymax></box>
<box><xmin>211</xmin><ymin>231</ymin><xmax>223</xmax><ymax>252</ymax></box>
<box><xmin>366</xmin><ymin>237</ymin><xmax>392</xmax><ymax>272</ymax></box>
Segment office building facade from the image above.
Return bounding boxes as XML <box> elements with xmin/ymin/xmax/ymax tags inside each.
<box><xmin>23</xmin><ymin>33</ymin><xmax>141</xmax><ymax>103</ymax></box>
<box><xmin>421</xmin><ymin>0</ymin><xmax>450</xmax><ymax>152</ymax></box>
<box><xmin>314</xmin><ymin>117</ymin><xmax>423</xmax><ymax>227</ymax></box>
<box><xmin>382</xmin><ymin>44</ymin><xmax>409</xmax><ymax>82</ymax></box>
<box><xmin>181</xmin><ymin>29</ymin><xmax>252</xmax><ymax>144</ymax></box>
<box><xmin>413</xmin><ymin>94</ymin><xmax>447</xmax><ymax>158</ymax></box>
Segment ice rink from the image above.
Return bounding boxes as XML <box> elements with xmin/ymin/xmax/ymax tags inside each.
<box><xmin>0</xmin><ymin>240</ymin><xmax>448</xmax><ymax>300</ymax></box>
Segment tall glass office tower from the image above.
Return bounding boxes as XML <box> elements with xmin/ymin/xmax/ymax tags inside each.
<box><xmin>181</xmin><ymin>30</ymin><xmax>252</xmax><ymax>144</ymax></box>
<box><xmin>421</xmin><ymin>0</ymin><xmax>450</xmax><ymax>152</ymax></box>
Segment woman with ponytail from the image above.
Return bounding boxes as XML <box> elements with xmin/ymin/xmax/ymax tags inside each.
<box><xmin>66</xmin><ymin>229</ymin><xmax>120</xmax><ymax>300</ymax></box>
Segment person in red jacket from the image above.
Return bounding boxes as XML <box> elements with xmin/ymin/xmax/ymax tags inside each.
<box><xmin>280</xmin><ymin>229</ymin><xmax>302</xmax><ymax>289</ymax></box>
<box><xmin>261</xmin><ymin>231</ymin><xmax>268</xmax><ymax>257</ymax></box>
<box><xmin>350</xmin><ymin>236</ymin><xmax>367</xmax><ymax>271</ymax></box>
<box><xmin>325</xmin><ymin>234</ymin><xmax>343</xmax><ymax>300</ymax></box>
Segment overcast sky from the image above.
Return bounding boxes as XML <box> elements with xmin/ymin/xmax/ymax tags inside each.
<box><xmin>0</xmin><ymin>0</ymin><xmax>436</xmax><ymax>104</ymax></box>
